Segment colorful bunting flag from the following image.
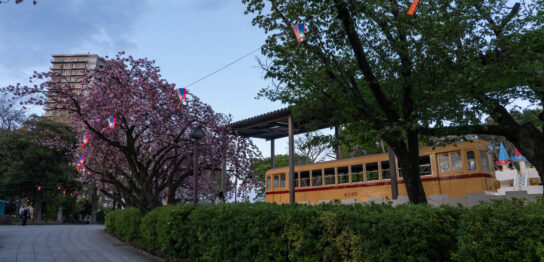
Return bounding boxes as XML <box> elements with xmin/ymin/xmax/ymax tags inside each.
<box><xmin>77</xmin><ymin>156</ymin><xmax>85</xmax><ymax>166</ymax></box>
<box><xmin>292</xmin><ymin>23</ymin><xmax>305</xmax><ymax>43</ymax></box>
<box><xmin>108</xmin><ymin>118</ymin><xmax>117</xmax><ymax>133</ymax></box>
<box><xmin>37</xmin><ymin>186</ymin><xmax>41</xmax><ymax>191</ymax></box>
<box><xmin>407</xmin><ymin>0</ymin><xmax>420</xmax><ymax>15</ymax></box>
<box><xmin>292</xmin><ymin>23</ymin><xmax>305</xmax><ymax>52</ymax></box>
<box><xmin>81</xmin><ymin>134</ymin><xmax>90</xmax><ymax>150</ymax></box>
<box><xmin>177</xmin><ymin>88</ymin><xmax>188</xmax><ymax>106</ymax></box>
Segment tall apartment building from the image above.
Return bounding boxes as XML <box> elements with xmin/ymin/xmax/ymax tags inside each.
<box><xmin>45</xmin><ymin>54</ymin><xmax>105</xmax><ymax>122</ymax></box>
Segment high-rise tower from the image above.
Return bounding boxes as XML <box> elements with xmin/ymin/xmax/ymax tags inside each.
<box><xmin>45</xmin><ymin>54</ymin><xmax>105</xmax><ymax>122</ymax></box>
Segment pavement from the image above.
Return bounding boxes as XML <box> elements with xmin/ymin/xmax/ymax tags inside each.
<box><xmin>0</xmin><ymin>224</ymin><xmax>161</xmax><ymax>262</ymax></box>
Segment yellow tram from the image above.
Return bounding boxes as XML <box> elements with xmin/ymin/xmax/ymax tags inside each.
<box><xmin>265</xmin><ymin>140</ymin><xmax>498</xmax><ymax>204</ymax></box>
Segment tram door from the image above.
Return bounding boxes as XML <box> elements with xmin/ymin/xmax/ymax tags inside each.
<box><xmin>436</xmin><ymin>151</ymin><xmax>464</xmax><ymax>196</ymax></box>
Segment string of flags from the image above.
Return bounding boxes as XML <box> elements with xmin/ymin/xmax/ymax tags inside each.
<box><xmin>69</xmin><ymin>77</ymin><xmax>194</xmax><ymax>190</ymax></box>
<box><xmin>407</xmin><ymin>0</ymin><xmax>420</xmax><ymax>15</ymax></box>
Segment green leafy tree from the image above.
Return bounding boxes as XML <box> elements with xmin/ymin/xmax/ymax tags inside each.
<box><xmin>0</xmin><ymin>116</ymin><xmax>78</xmax><ymax>221</ymax></box>
<box><xmin>416</xmin><ymin>1</ymin><xmax>544</xmax><ymax>185</ymax></box>
<box><xmin>244</xmin><ymin>0</ymin><xmax>543</xmax><ymax>202</ymax></box>
<box><xmin>243</xmin><ymin>0</ymin><xmax>468</xmax><ymax>203</ymax></box>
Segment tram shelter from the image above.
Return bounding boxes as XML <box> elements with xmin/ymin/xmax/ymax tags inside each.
<box><xmin>229</xmin><ymin>107</ymin><xmax>339</xmax><ymax>203</ymax></box>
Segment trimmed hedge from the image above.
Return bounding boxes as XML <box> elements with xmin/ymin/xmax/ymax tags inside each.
<box><xmin>105</xmin><ymin>199</ymin><xmax>544</xmax><ymax>261</ymax></box>
<box><xmin>104</xmin><ymin>207</ymin><xmax>142</xmax><ymax>242</ymax></box>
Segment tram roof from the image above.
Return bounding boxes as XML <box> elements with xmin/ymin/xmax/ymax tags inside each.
<box><xmin>229</xmin><ymin>107</ymin><xmax>332</xmax><ymax>140</ymax></box>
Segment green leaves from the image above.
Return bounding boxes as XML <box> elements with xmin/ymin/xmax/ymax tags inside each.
<box><xmin>0</xmin><ymin>116</ymin><xmax>77</xmax><ymax>200</ymax></box>
<box><xmin>103</xmin><ymin>199</ymin><xmax>544</xmax><ymax>261</ymax></box>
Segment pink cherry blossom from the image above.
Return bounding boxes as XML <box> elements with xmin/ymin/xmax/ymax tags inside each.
<box><xmin>2</xmin><ymin>52</ymin><xmax>262</xmax><ymax>213</ymax></box>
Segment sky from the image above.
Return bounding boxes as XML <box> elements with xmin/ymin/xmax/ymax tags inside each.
<box><xmin>0</xmin><ymin>0</ymin><xmax>296</xmax><ymax>156</ymax></box>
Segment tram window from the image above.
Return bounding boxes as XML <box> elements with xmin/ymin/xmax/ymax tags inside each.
<box><xmin>274</xmin><ymin>175</ymin><xmax>279</xmax><ymax>188</ymax></box>
<box><xmin>481</xmin><ymin>152</ymin><xmax>488</xmax><ymax>171</ymax></box>
<box><xmin>338</xmin><ymin>166</ymin><xmax>349</xmax><ymax>184</ymax></box>
<box><xmin>419</xmin><ymin>155</ymin><xmax>432</xmax><ymax>176</ymax></box>
<box><xmin>438</xmin><ymin>153</ymin><xmax>450</xmax><ymax>173</ymax></box>
<box><xmin>300</xmin><ymin>171</ymin><xmax>310</xmax><ymax>187</ymax></box>
<box><xmin>280</xmin><ymin>174</ymin><xmax>286</xmax><ymax>187</ymax></box>
<box><xmin>466</xmin><ymin>151</ymin><xmax>476</xmax><ymax>170</ymax></box>
<box><xmin>267</xmin><ymin>176</ymin><xmax>271</xmax><ymax>190</ymax></box>
<box><xmin>324</xmin><ymin>168</ymin><xmax>335</xmax><ymax>185</ymax></box>
<box><xmin>451</xmin><ymin>151</ymin><xmax>463</xmax><ymax>171</ymax></box>
<box><xmin>488</xmin><ymin>153</ymin><xmax>494</xmax><ymax>171</ymax></box>
<box><xmin>295</xmin><ymin>172</ymin><xmax>300</xmax><ymax>188</ymax></box>
<box><xmin>366</xmin><ymin>162</ymin><xmax>379</xmax><ymax>181</ymax></box>
<box><xmin>381</xmin><ymin>161</ymin><xmax>390</xmax><ymax>180</ymax></box>
<box><xmin>312</xmin><ymin>169</ymin><xmax>323</xmax><ymax>186</ymax></box>
<box><xmin>351</xmin><ymin>165</ymin><xmax>364</xmax><ymax>183</ymax></box>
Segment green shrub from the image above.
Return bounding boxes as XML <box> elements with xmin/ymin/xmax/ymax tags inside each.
<box><xmin>106</xmin><ymin>199</ymin><xmax>544</xmax><ymax>261</ymax></box>
<box><xmin>105</xmin><ymin>207</ymin><xmax>142</xmax><ymax>242</ymax></box>
<box><xmin>453</xmin><ymin>199</ymin><xmax>544</xmax><ymax>262</ymax></box>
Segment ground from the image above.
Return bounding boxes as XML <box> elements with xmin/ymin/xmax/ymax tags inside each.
<box><xmin>0</xmin><ymin>224</ymin><xmax>160</xmax><ymax>262</ymax></box>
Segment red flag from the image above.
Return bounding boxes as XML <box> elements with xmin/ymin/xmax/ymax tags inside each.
<box><xmin>80</xmin><ymin>134</ymin><xmax>90</xmax><ymax>150</ymax></box>
<box><xmin>407</xmin><ymin>0</ymin><xmax>420</xmax><ymax>15</ymax></box>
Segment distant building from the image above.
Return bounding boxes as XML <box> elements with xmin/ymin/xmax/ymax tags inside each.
<box><xmin>45</xmin><ymin>54</ymin><xmax>105</xmax><ymax>123</ymax></box>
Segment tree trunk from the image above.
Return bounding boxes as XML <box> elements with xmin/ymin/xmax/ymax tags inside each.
<box><xmin>387</xmin><ymin>131</ymin><xmax>427</xmax><ymax>204</ymax></box>
<box><xmin>68</xmin><ymin>193</ymin><xmax>78</xmax><ymax>223</ymax></box>
<box><xmin>167</xmin><ymin>184</ymin><xmax>176</xmax><ymax>205</ymax></box>
<box><xmin>90</xmin><ymin>186</ymin><xmax>98</xmax><ymax>224</ymax></box>
<box><xmin>56</xmin><ymin>205</ymin><xmax>63</xmax><ymax>223</ymax></box>
<box><xmin>15</xmin><ymin>198</ymin><xmax>22</xmax><ymax>222</ymax></box>
<box><xmin>34</xmin><ymin>193</ymin><xmax>43</xmax><ymax>223</ymax></box>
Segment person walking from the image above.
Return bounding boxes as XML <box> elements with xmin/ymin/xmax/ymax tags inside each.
<box><xmin>22</xmin><ymin>208</ymin><xmax>29</xmax><ymax>226</ymax></box>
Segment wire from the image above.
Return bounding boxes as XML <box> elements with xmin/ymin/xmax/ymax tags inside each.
<box><xmin>181</xmin><ymin>46</ymin><xmax>262</xmax><ymax>89</ymax></box>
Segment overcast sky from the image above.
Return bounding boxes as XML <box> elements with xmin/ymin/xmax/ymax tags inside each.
<box><xmin>0</xmin><ymin>0</ymin><xmax>299</xmax><ymax>155</ymax></box>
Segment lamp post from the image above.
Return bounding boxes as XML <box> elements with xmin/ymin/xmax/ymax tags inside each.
<box><xmin>190</xmin><ymin>125</ymin><xmax>205</xmax><ymax>206</ymax></box>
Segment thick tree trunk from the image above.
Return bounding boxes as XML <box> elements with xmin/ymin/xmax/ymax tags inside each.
<box><xmin>387</xmin><ymin>131</ymin><xmax>427</xmax><ymax>204</ymax></box>
<box><xmin>34</xmin><ymin>193</ymin><xmax>43</xmax><ymax>223</ymax></box>
<box><xmin>167</xmin><ymin>184</ymin><xmax>176</xmax><ymax>205</ymax></box>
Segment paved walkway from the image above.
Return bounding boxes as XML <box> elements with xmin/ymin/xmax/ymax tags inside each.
<box><xmin>0</xmin><ymin>224</ymin><xmax>161</xmax><ymax>262</ymax></box>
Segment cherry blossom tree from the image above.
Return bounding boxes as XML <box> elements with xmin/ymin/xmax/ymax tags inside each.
<box><xmin>3</xmin><ymin>52</ymin><xmax>261</xmax><ymax>213</ymax></box>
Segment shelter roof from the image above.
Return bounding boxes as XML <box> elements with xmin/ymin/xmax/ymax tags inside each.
<box><xmin>229</xmin><ymin>107</ymin><xmax>332</xmax><ymax>140</ymax></box>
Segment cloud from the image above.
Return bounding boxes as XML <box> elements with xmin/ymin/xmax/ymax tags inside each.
<box><xmin>0</xmin><ymin>0</ymin><xmax>151</xmax><ymax>83</ymax></box>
